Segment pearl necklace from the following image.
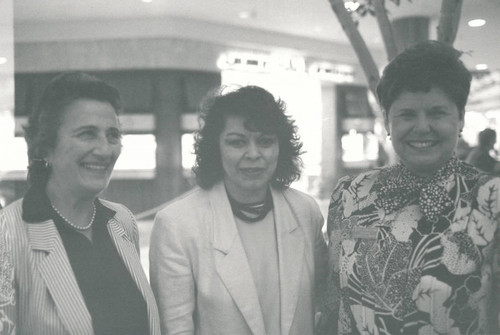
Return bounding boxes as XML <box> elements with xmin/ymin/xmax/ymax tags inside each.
<box><xmin>51</xmin><ymin>203</ymin><xmax>96</xmax><ymax>231</ymax></box>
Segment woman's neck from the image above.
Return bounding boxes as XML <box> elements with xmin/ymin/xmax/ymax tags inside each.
<box><xmin>401</xmin><ymin>156</ymin><xmax>457</xmax><ymax>181</ymax></box>
<box><xmin>223</xmin><ymin>181</ymin><xmax>268</xmax><ymax>204</ymax></box>
<box><xmin>46</xmin><ymin>180</ymin><xmax>95</xmax><ymax>220</ymax></box>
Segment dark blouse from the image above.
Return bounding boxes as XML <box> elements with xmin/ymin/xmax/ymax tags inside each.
<box><xmin>22</xmin><ymin>187</ymin><xmax>149</xmax><ymax>335</ymax></box>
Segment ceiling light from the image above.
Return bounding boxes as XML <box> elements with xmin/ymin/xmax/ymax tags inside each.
<box><xmin>238</xmin><ymin>11</ymin><xmax>255</xmax><ymax>19</ymax></box>
<box><xmin>475</xmin><ymin>64</ymin><xmax>488</xmax><ymax>71</ymax></box>
<box><xmin>0</xmin><ymin>57</ymin><xmax>7</xmax><ymax>65</ymax></box>
<box><xmin>141</xmin><ymin>0</ymin><xmax>153</xmax><ymax>3</ymax></box>
<box><xmin>468</xmin><ymin>19</ymin><xmax>486</xmax><ymax>27</ymax></box>
<box><xmin>344</xmin><ymin>1</ymin><xmax>360</xmax><ymax>12</ymax></box>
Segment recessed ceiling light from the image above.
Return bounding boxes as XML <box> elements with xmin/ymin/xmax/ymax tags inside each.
<box><xmin>238</xmin><ymin>11</ymin><xmax>254</xmax><ymax>19</ymax></box>
<box><xmin>141</xmin><ymin>0</ymin><xmax>153</xmax><ymax>3</ymax></box>
<box><xmin>344</xmin><ymin>1</ymin><xmax>360</xmax><ymax>12</ymax></box>
<box><xmin>475</xmin><ymin>64</ymin><xmax>488</xmax><ymax>71</ymax></box>
<box><xmin>468</xmin><ymin>19</ymin><xmax>486</xmax><ymax>27</ymax></box>
<box><xmin>0</xmin><ymin>57</ymin><xmax>7</xmax><ymax>65</ymax></box>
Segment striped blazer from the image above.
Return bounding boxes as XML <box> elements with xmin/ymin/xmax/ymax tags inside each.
<box><xmin>0</xmin><ymin>198</ymin><xmax>160</xmax><ymax>335</ymax></box>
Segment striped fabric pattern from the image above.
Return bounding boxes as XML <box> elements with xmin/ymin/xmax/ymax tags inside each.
<box><xmin>0</xmin><ymin>199</ymin><xmax>160</xmax><ymax>335</ymax></box>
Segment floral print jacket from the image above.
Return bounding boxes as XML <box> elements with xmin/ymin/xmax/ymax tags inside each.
<box><xmin>318</xmin><ymin>158</ymin><xmax>500</xmax><ymax>335</ymax></box>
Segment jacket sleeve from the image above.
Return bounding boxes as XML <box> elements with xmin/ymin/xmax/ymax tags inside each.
<box><xmin>312</xmin><ymin>199</ymin><xmax>328</xmax><ymax>314</ymax></box>
<box><xmin>123</xmin><ymin>204</ymin><xmax>141</xmax><ymax>255</ymax></box>
<box><xmin>149</xmin><ymin>210</ymin><xmax>195</xmax><ymax>335</ymax></box>
<box><xmin>493</xmin><ymin>226</ymin><xmax>500</xmax><ymax>331</ymax></box>
<box><xmin>0</xmin><ymin>211</ymin><xmax>17</xmax><ymax>335</ymax></box>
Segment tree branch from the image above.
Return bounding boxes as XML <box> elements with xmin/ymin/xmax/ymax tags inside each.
<box><xmin>373</xmin><ymin>0</ymin><xmax>399</xmax><ymax>60</ymax></box>
<box><xmin>437</xmin><ymin>0</ymin><xmax>463</xmax><ymax>45</ymax></box>
<box><xmin>328</xmin><ymin>0</ymin><xmax>380</xmax><ymax>97</ymax></box>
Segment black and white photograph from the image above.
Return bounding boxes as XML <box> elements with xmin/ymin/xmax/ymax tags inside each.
<box><xmin>1</xmin><ymin>1</ymin><xmax>499</xmax><ymax>334</ymax></box>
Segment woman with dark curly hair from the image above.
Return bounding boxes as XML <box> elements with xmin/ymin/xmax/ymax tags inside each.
<box><xmin>150</xmin><ymin>85</ymin><xmax>327</xmax><ymax>335</ymax></box>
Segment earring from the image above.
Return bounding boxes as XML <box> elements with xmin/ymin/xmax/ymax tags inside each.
<box><xmin>31</xmin><ymin>158</ymin><xmax>50</xmax><ymax>169</ymax></box>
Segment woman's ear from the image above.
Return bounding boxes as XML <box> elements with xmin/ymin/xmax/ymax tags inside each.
<box><xmin>383</xmin><ymin>110</ymin><xmax>390</xmax><ymax>135</ymax></box>
<box><xmin>459</xmin><ymin>109</ymin><xmax>465</xmax><ymax>130</ymax></box>
<box><xmin>459</xmin><ymin>109</ymin><xmax>465</xmax><ymax>122</ymax></box>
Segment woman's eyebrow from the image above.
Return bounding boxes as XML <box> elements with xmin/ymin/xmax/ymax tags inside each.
<box><xmin>71</xmin><ymin>125</ymin><xmax>98</xmax><ymax>133</ymax></box>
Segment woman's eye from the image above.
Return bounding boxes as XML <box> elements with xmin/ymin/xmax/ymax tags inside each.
<box><xmin>227</xmin><ymin>139</ymin><xmax>245</xmax><ymax>147</ymax></box>
<box><xmin>258</xmin><ymin>137</ymin><xmax>276</xmax><ymax>147</ymax></box>
<box><xmin>78</xmin><ymin>130</ymin><xmax>96</xmax><ymax>139</ymax></box>
<box><xmin>431</xmin><ymin>109</ymin><xmax>447</xmax><ymax>117</ymax></box>
<box><xmin>108</xmin><ymin>131</ymin><xmax>122</xmax><ymax>144</ymax></box>
<box><xmin>398</xmin><ymin>111</ymin><xmax>414</xmax><ymax>119</ymax></box>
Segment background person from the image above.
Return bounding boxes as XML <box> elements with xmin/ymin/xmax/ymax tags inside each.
<box><xmin>466</xmin><ymin>128</ymin><xmax>500</xmax><ymax>174</ymax></box>
<box><xmin>317</xmin><ymin>41</ymin><xmax>500</xmax><ymax>334</ymax></box>
<box><xmin>0</xmin><ymin>72</ymin><xmax>159</xmax><ymax>335</ymax></box>
<box><xmin>150</xmin><ymin>85</ymin><xmax>327</xmax><ymax>335</ymax></box>
<box><xmin>456</xmin><ymin>136</ymin><xmax>472</xmax><ymax>161</ymax></box>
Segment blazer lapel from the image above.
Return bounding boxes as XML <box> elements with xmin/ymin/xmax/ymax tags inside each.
<box><xmin>107</xmin><ymin>218</ymin><xmax>161</xmax><ymax>335</ymax></box>
<box><xmin>26</xmin><ymin>221</ymin><xmax>94</xmax><ymax>334</ymax></box>
<box><xmin>271</xmin><ymin>189</ymin><xmax>305</xmax><ymax>335</ymax></box>
<box><xmin>210</xmin><ymin>183</ymin><xmax>266</xmax><ymax>335</ymax></box>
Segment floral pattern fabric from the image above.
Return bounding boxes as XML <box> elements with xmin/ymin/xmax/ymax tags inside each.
<box><xmin>319</xmin><ymin>158</ymin><xmax>500</xmax><ymax>335</ymax></box>
<box><xmin>0</xmin><ymin>222</ymin><xmax>16</xmax><ymax>335</ymax></box>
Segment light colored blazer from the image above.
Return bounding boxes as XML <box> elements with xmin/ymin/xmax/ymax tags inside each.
<box><xmin>0</xmin><ymin>198</ymin><xmax>160</xmax><ymax>335</ymax></box>
<box><xmin>150</xmin><ymin>182</ymin><xmax>327</xmax><ymax>335</ymax></box>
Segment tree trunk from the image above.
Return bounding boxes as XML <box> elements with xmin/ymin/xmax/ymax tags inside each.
<box><xmin>373</xmin><ymin>0</ymin><xmax>399</xmax><ymax>60</ymax></box>
<box><xmin>437</xmin><ymin>0</ymin><xmax>463</xmax><ymax>45</ymax></box>
<box><xmin>328</xmin><ymin>0</ymin><xmax>380</xmax><ymax>97</ymax></box>
<box><xmin>393</xmin><ymin>17</ymin><xmax>430</xmax><ymax>51</ymax></box>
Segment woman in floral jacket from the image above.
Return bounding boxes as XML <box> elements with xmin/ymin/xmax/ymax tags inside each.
<box><xmin>317</xmin><ymin>41</ymin><xmax>500</xmax><ymax>335</ymax></box>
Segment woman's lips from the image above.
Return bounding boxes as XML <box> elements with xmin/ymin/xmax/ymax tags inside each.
<box><xmin>407</xmin><ymin>140</ymin><xmax>437</xmax><ymax>148</ymax></box>
<box><xmin>240</xmin><ymin>167</ymin><xmax>264</xmax><ymax>176</ymax></box>
<box><xmin>81</xmin><ymin>163</ymin><xmax>109</xmax><ymax>171</ymax></box>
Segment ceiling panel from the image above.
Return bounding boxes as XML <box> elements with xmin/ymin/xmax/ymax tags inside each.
<box><xmin>13</xmin><ymin>0</ymin><xmax>500</xmax><ymax>71</ymax></box>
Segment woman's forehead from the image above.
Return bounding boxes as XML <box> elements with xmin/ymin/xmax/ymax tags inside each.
<box><xmin>59</xmin><ymin>99</ymin><xmax>119</xmax><ymax>130</ymax></box>
<box><xmin>222</xmin><ymin>114</ymin><xmax>276</xmax><ymax>134</ymax></box>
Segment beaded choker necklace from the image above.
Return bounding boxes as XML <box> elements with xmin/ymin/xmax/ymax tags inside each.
<box><xmin>228</xmin><ymin>191</ymin><xmax>273</xmax><ymax>223</ymax></box>
<box><xmin>51</xmin><ymin>203</ymin><xmax>96</xmax><ymax>231</ymax></box>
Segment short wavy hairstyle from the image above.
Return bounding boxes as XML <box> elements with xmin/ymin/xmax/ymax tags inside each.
<box><xmin>377</xmin><ymin>40</ymin><xmax>472</xmax><ymax>115</ymax></box>
<box><xmin>193</xmin><ymin>85</ymin><xmax>303</xmax><ymax>190</ymax></box>
<box><xmin>478</xmin><ymin>128</ymin><xmax>496</xmax><ymax>148</ymax></box>
<box><xmin>24</xmin><ymin>72</ymin><xmax>122</xmax><ymax>187</ymax></box>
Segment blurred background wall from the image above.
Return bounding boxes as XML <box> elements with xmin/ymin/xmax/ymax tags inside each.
<box><xmin>1</xmin><ymin>0</ymin><xmax>499</xmax><ymax>217</ymax></box>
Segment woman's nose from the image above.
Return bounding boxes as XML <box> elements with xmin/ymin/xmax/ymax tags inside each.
<box><xmin>93</xmin><ymin>136</ymin><xmax>114</xmax><ymax>156</ymax></box>
<box><xmin>245</xmin><ymin>141</ymin><xmax>261</xmax><ymax>159</ymax></box>
<box><xmin>414</xmin><ymin>114</ymin><xmax>431</xmax><ymax>132</ymax></box>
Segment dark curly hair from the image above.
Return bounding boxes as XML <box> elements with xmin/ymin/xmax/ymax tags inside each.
<box><xmin>377</xmin><ymin>40</ymin><xmax>472</xmax><ymax>115</ymax></box>
<box><xmin>24</xmin><ymin>72</ymin><xmax>122</xmax><ymax>187</ymax></box>
<box><xmin>193</xmin><ymin>85</ymin><xmax>303</xmax><ymax>189</ymax></box>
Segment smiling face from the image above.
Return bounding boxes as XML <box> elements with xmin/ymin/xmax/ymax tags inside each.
<box><xmin>46</xmin><ymin>99</ymin><xmax>122</xmax><ymax>198</ymax></box>
<box><xmin>219</xmin><ymin>115</ymin><xmax>279</xmax><ymax>203</ymax></box>
<box><xmin>385</xmin><ymin>86</ymin><xmax>464</xmax><ymax>177</ymax></box>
